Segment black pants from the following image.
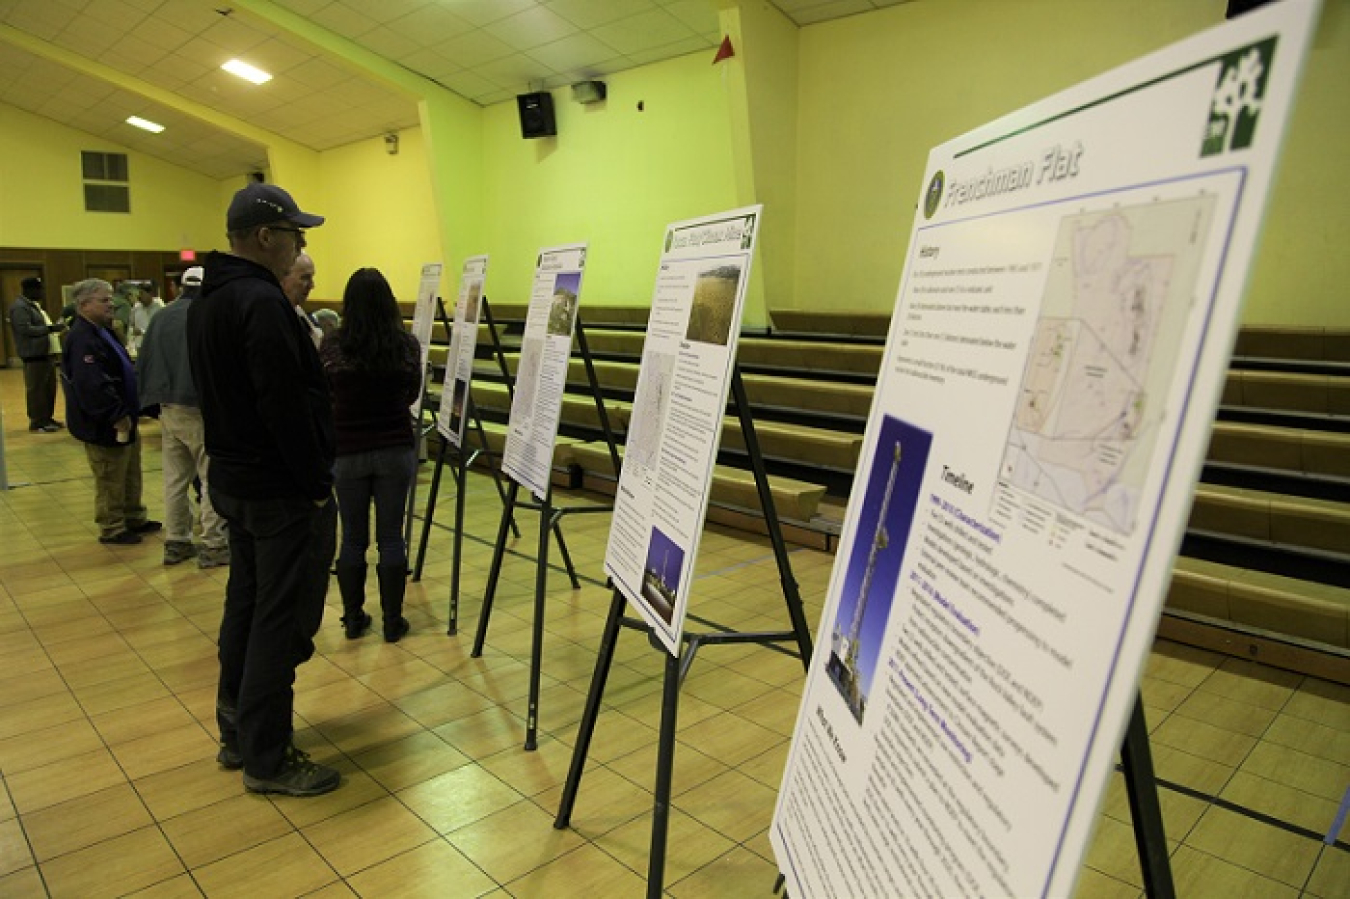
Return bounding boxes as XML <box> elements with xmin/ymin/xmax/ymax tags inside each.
<box><xmin>211</xmin><ymin>488</ymin><xmax>336</xmax><ymax>778</ymax></box>
<box><xmin>22</xmin><ymin>356</ymin><xmax>56</xmax><ymax>427</ymax></box>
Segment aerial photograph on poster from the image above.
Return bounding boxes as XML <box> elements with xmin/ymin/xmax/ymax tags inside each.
<box><xmin>684</xmin><ymin>265</ymin><xmax>742</xmax><ymax>346</ymax></box>
<box><xmin>826</xmin><ymin>415</ymin><xmax>932</xmax><ymax>723</ymax></box>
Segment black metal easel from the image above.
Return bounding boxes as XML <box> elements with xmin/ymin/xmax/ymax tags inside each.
<box><xmin>471</xmin><ymin>313</ymin><xmax>625</xmax><ymax>750</ymax></box>
<box><xmin>408</xmin><ymin>296</ymin><xmax>521</xmax><ymax>632</ymax></box>
<box><xmin>554</xmin><ymin>367</ymin><xmax>815</xmax><ymax>898</ymax></box>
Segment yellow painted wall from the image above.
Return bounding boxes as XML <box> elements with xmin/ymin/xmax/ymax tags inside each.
<box><xmin>792</xmin><ymin>0</ymin><xmax>1349</xmax><ymax>326</ymax></box>
<box><xmin>1243</xmin><ymin>0</ymin><xmax>1350</xmax><ymax>325</ymax></box>
<box><xmin>312</xmin><ymin>126</ymin><xmax>442</xmax><ymax>303</ymax></box>
<box><xmin>0</xmin><ymin>102</ymin><xmax>220</xmax><ymax>252</ymax></box>
<box><xmin>479</xmin><ymin>51</ymin><xmax>739</xmax><ymax>310</ymax></box>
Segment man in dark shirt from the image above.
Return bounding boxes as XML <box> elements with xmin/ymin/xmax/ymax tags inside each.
<box><xmin>187</xmin><ymin>182</ymin><xmax>339</xmax><ymax>797</ymax></box>
<box><xmin>8</xmin><ymin>276</ymin><xmax>65</xmax><ymax>432</ymax></box>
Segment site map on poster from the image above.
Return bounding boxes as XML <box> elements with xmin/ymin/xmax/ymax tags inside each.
<box><xmin>770</xmin><ymin>3</ymin><xmax>1320</xmax><ymax>897</ymax></box>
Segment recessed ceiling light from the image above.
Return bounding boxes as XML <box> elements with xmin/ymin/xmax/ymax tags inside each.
<box><xmin>222</xmin><ymin>59</ymin><xmax>272</xmax><ymax>85</ymax></box>
<box><xmin>126</xmin><ymin>116</ymin><xmax>165</xmax><ymax>133</ymax></box>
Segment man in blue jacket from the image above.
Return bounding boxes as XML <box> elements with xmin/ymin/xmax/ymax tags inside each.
<box><xmin>61</xmin><ymin>279</ymin><xmax>161</xmax><ymax>545</ymax></box>
<box><xmin>187</xmin><ymin>182</ymin><xmax>339</xmax><ymax>797</ymax></box>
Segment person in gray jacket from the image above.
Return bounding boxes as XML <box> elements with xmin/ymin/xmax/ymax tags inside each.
<box><xmin>8</xmin><ymin>276</ymin><xmax>66</xmax><ymax>432</ymax></box>
<box><xmin>136</xmin><ymin>267</ymin><xmax>229</xmax><ymax>568</ymax></box>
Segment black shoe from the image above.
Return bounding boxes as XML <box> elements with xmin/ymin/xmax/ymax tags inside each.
<box><xmin>99</xmin><ymin>531</ymin><xmax>142</xmax><ymax>545</ymax></box>
<box><xmin>48</xmin><ymin>419</ymin><xmax>63</xmax><ymax>428</ymax></box>
<box><xmin>217</xmin><ymin>743</ymin><xmax>243</xmax><ymax>770</ymax></box>
<box><xmin>242</xmin><ymin>746</ymin><xmax>340</xmax><ymax>797</ymax></box>
<box><xmin>383</xmin><ymin>617</ymin><xmax>410</xmax><ymax>643</ymax></box>
<box><xmin>129</xmin><ymin>520</ymin><xmax>162</xmax><ymax>534</ymax></box>
<box><xmin>32</xmin><ymin>423</ymin><xmax>60</xmax><ymax>433</ymax></box>
<box><xmin>342</xmin><ymin>610</ymin><xmax>372</xmax><ymax>640</ymax></box>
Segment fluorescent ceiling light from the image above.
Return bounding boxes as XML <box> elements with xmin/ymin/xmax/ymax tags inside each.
<box><xmin>126</xmin><ymin>115</ymin><xmax>164</xmax><ymax>133</ymax></box>
<box><xmin>222</xmin><ymin>59</ymin><xmax>272</xmax><ymax>85</ymax></box>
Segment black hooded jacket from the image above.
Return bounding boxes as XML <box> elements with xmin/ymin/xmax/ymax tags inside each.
<box><xmin>187</xmin><ymin>251</ymin><xmax>335</xmax><ymax>502</ymax></box>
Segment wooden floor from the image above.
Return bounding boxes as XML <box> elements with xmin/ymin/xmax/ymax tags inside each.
<box><xmin>0</xmin><ymin>368</ymin><xmax>1345</xmax><ymax>898</ymax></box>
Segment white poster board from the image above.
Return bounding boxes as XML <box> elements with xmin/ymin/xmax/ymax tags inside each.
<box><xmin>771</xmin><ymin>3</ymin><xmax>1320</xmax><ymax>897</ymax></box>
<box><xmin>603</xmin><ymin>206</ymin><xmax>762</xmax><ymax>655</ymax></box>
<box><xmin>435</xmin><ymin>255</ymin><xmax>488</xmax><ymax>448</ymax></box>
<box><xmin>501</xmin><ymin>243</ymin><xmax>588</xmax><ymax>501</ymax></box>
<box><xmin>409</xmin><ymin>262</ymin><xmax>442</xmax><ymax>421</ymax></box>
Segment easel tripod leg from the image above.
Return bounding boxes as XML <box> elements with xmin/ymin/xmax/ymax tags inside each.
<box><xmin>647</xmin><ymin>648</ymin><xmax>681</xmax><ymax>899</ymax></box>
<box><xmin>525</xmin><ymin>498</ymin><xmax>550</xmax><ymax>751</ymax></box>
<box><xmin>473</xmin><ymin>480</ymin><xmax>519</xmax><ymax>655</ymax></box>
<box><xmin>1122</xmin><ymin>695</ymin><xmax>1175</xmax><ymax>899</ymax></box>
<box><xmin>555</xmin><ymin>589</ymin><xmax>626</xmax><ymax>829</ymax></box>
<box><xmin>413</xmin><ymin>439</ymin><xmax>447</xmax><ymax>583</ymax></box>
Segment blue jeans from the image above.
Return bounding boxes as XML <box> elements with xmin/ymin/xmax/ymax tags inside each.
<box><xmin>211</xmin><ymin>488</ymin><xmax>336</xmax><ymax>778</ymax></box>
<box><xmin>334</xmin><ymin>445</ymin><xmax>416</xmax><ymax>568</ymax></box>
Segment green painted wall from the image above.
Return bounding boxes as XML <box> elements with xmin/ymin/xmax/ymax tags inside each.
<box><xmin>0</xmin><ymin>102</ymin><xmax>221</xmax><ymax>252</ymax></box>
<box><xmin>792</xmin><ymin>0</ymin><xmax>1349</xmax><ymax>326</ymax></box>
<box><xmin>479</xmin><ymin>51</ymin><xmax>739</xmax><ymax>311</ymax></box>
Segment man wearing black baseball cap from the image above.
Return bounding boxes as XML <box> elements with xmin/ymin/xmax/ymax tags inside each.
<box><xmin>187</xmin><ymin>181</ymin><xmax>340</xmax><ymax>797</ymax></box>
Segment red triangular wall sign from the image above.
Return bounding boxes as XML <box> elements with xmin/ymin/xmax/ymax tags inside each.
<box><xmin>713</xmin><ymin>35</ymin><xmax>735</xmax><ymax>64</ymax></box>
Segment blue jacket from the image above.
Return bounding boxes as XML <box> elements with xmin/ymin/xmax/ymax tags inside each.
<box><xmin>61</xmin><ymin>316</ymin><xmax>139</xmax><ymax>447</ymax></box>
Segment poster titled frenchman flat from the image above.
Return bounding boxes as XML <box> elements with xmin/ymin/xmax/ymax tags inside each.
<box><xmin>604</xmin><ymin>206</ymin><xmax>762</xmax><ymax>655</ymax></box>
<box><xmin>771</xmin><ymin>2</ymin><xmax>1319</xmax><ymax>897</ymax></box>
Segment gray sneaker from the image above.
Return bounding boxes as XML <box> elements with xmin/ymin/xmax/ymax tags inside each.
<box><xmin>163</xmin><ymin>540</ymin><xmax>197</xmax><ymax>566</ymax></box>
<box><xmin>198</xmin><ymin>545</ymin><xmax>231</xmax><ymax>569</ymax></box>
<box><xmin>242</xmin><ymin>746</ymin><xmax>340</xmax><ymax>797</ymax></box>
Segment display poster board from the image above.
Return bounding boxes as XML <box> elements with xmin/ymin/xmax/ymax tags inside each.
<box><xmin>770</xmin><ymin>3</ymin><xmax>1320</xmax><ymax>897</ymax></box>
<box><xmin>435</xmin><ymin>255</ymin><xmax>488</xmax><ymax>447</ymax></box>
<box><xmin>409</xmin><ymin>262</ymin><xmax>442</xmax><ymax>421</ymax></box>
<box><xmin>501</xmin><ymin>243</ymin><xmax>588</xmax><ymax>500</ymax></box>
<box><xmin>603</xmin><ymin>206</ymin><xmax>762</xmax><ymax>655</ymax></box>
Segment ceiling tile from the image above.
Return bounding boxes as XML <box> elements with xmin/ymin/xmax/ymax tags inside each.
<box><xmin>625</xmin><ymin>35</ymin><xmax>714</xmax><ymax>67</ymax></box>
<box><xmin>431</xmin><ymin>29</ymin><xmax>515</xmax><ymax>69</ymax></box>
<box><xmin>354</xmin><ymin>25</ymin><xmax>423</xmax><ymax>60</ymax></box>
<box><xmin>385</xmin><ymin>4</ymin><xmax>475</xmax><ymax>48</ymax></box>
<box><xmin>483</xmin><ymin>5</ymin><xmax>579</xmax><ymax>53</ymax></box>
<box><xmin>664</xmin><ymin>0</ymin><xmax>722</xmax><ymax>38</ymax></box>
<box><xmin>80</xmin><ymin>0</ymin><xmax>148</xmax><ymax>30</ymax></box>
<box><xmin>545</xmin><ymin>0</ymin><xmax>656</xmax><ymax>31</ymax></box>
<box><xmin>591</xmin><ymin>8</ymin><xmax>696</xmax><ymax>56</ymax></box>
<box><xmin>308</xmin><ymin>2</ymin><xmax>380</xmax><ymax>39</ymax></box>
<box><xmin>526</xmin><ymin>32</ymin><xmax>619</xmax><ymax>77</ymax></box>
<box><xmin>438</xmin><ymin>0</ymin><xmax>537</xmax><ymax>28</ymax></box>
<box><xmin>434</xmin><ymin>69</ymin><xmax>500</xmax><ymax>103</ymax></box>
<box><xmin>792</xmin><ymin>0</ymin><xmax>874</xmax><ymax>25</ymax></box>
<box><xmin>476</xmin><ymin>52</ymin><xmax>557</xmax><ymax>94</ymax></box>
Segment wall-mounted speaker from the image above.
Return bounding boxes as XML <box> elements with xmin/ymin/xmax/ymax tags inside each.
<box><xmin>1226</xmin><ymin>0</ymin><xmax>1274</xmax><ymax>17</ymax></box>
<box><xmin>517</xmin><ymin>92</ymin><xmax>557</xmax><ymax>139</ymax></box>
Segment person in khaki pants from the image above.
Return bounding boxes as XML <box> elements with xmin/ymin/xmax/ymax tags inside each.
<box><xmin>60</xmin><ymin>279</ymin><xmax>161</xmax><ymax>545</ymax></box>
<box><xmin>136</xmin><ymin>267</ymin><xmax>229</xmax><ymax>568</ymax></box>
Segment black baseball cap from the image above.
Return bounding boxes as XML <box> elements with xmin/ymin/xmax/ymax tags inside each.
<box><xmin>226</xmin><ymin>182</ymin><xmax>324</xmax><ymax>231</ymax></box>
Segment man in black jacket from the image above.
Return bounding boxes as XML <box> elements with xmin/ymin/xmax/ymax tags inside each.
<box><xmin>8</xmin><ymin>276</ymin><xmax>65</xmax><ymax>432</ymax></box>
<box><xmin>61</xmin><ymin>279</ymin><xmax>161</xmax><ymax>544</ymax></box>
<box><xmin>187</xmin><ymin>182</ymin><xmax>339</xmax><ymax>797</ymax></box>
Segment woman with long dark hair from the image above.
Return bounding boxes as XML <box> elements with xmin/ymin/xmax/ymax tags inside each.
<box><xmin>321</xmin><ymin>268</ymin><xmax>422</xmax><ymax>642</ymax></box>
